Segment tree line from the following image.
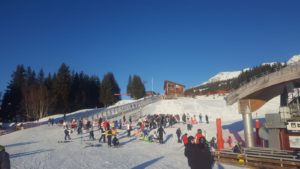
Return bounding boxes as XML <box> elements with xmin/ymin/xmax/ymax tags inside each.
<box><xmin>0</xmin><ymin>63</ymin><xmax>146</xmax><ymax>122</ymax></box>
<box><xmin>185</xmin><ymin>62</ymin><xmax>286</xmax><ymax>96</ymax></box>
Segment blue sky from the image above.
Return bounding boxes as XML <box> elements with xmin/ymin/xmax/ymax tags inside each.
<box><xmin>1</xmin><ymin>0</ymin><xmax>300</xmax><ymax>98</ymax></box>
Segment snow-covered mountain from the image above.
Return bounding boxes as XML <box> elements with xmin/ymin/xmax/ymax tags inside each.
<box><xmin>287</xmin><ymin>54</ymin><xmax>300</xmax><ymax>65</ymax></box>
<box><xmin>198</xmin><ymin>54</ymin><xmax>300</xmax><ymax>87</ymax></box>
<box><xmin>203</xmin><ymin>71</ymin><xmax>241</xmax><ymax>84</ymax></box>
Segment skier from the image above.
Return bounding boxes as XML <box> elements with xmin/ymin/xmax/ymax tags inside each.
<box><xmin>106</xmin><ymin>128</ymin><xmax>113</xmax><ymax>147</ymax></box>
<box><xmin>205</xmin><ymin>114</ymin><xmax>209</xmax><ymax>124</ymax></box>
<box><xmin>0</xmin><ymin>145</ymin><xmax>10</xmax><ymax>169</ymax></box>
<box><xmin>182</xmin><ymin>113</ymin><xmax>186</xmax><ymax>123</ymax></box>
<box><xmin>118</xmin><ymin>119</ymin><xmax>122</xmax><ymax>130</ymax></box>
<box><xmin>99</xmin><ymin>127</ymin><xmax>106</xmax><ymax>143</ymax></box>
<box><xmin>89</xmin><ymin>128</ymin><xmax>95</xmax><ymax>140</ymax></box>
<box><xmin>157</xmin><ymin>126</ymin><xmax>166</xmax><ymax>144</ymax></box>
<box><xmin>77</xmin><ymin>119</ymin><xmax>83</xmax><ymax>135</ymax></box>
<box><xmin>176</xmin><ymin>128</ymin><xmax>182</xmax><ymax>143</ymax></box>
<box><xmin>126</xmin><ymin>122</ymin><xmax>131</xmax><ymax>137</ymax></box>
<box><xmin>64</xmin><ymin>126</ymin><xmax>71</xmax><ymax>141</ymax></box>
<box><xmin>199</xmin><ymin>113</ymin><xmax>202</xmax><ymax>123</ymax></box>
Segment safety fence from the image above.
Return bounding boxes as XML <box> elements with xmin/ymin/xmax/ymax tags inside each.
<box><xmin>0</xmin><ymin>95</ymin><xmax>162</xmax><ymax>136</ymax></box>
<box><xmin>214</xmin><ymin>147</ymin><xmax>300</xmax><ymax>169</ymax></box>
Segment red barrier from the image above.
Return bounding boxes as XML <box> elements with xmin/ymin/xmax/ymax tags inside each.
<box><xmin>216</xmin><ymin>118</ymin><xmax>224</xmax><ymax>150</ymax></box>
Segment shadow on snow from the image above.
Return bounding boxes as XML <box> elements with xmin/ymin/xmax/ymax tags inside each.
<box><xmin>131</xmin><ymin>156</ymin><xmax>164</xmax><ymax>169</ymax></box>
<box><xmin>10</xmin><ymin>149</ymin><xmax>54</xmax><ymax>159</ymax></box>
<box><xmin>5</xmin><ymin>141</ymin><xmax>39</xmax><ymax>148</ymax></box>
<box><xmin>222</xmin><ymin>117</ymin><xmax>265</xmax><ymax>144</ymax></box>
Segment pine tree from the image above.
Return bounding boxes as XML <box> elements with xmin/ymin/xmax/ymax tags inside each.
<box><xmin>127</xmin><ymin>75</ymin><xmax>132</xmax><ymax>96</ymax></box>
<box><xmin>131</xmin><ymin>75</ymin><xmax>146</xmax><ymax>99</ymax></box>
<box><xmin>0</xmin><ymin>65</ymin><xmax>26</xmax><ymax>121</ymax></box>
<box><xmin>52</xmin><ymin>63</ymin><xmax>71</xmax><ymax>114</ymax></box>
<box><xmin>100</xmin><ymin>72</ymin><xmax>120</xmax><ymax>107</ymax></box>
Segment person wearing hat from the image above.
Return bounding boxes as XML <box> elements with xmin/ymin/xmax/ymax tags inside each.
<box><xmin>0</xmin><ymin>145</ymin><xmax>10</xmax><ymax>169</ymax></box>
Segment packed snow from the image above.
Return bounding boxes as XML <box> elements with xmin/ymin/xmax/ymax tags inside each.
<box><xmin>287</xmin><ymin>54</ymin><xmax>300</xmax><ymax>65</ymax></box>
<box><xmin>203</xmin><ymin>71</ymin><xmax>242</xmax><ymax>85</ymax></box>
<box><xmin>0</xmin><ymin>95</ymin><xmax>280</xmax><ymax>169</ymax></box>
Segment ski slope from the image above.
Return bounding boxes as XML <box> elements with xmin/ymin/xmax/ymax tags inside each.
<box><xmin>0</xmin><ymin>95</ymin><xmax>280</xmax><ymax>169</ymax></box>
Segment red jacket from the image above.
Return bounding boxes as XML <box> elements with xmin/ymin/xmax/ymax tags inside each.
<box><xmin>195</xmin><ymin>133</ymin><xmax>204</xmax><ymax>144</ymax></box>
<box><xmin>182</xmin><ymin>135</ymin><xmax>188</xmax><ymax>145</ymax></box>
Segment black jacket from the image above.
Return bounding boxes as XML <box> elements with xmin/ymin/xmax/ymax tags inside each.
<box><xmin>0</xmin><ymin>150</ymin><xmax>10</xmax><ymax>169</ymax></box>
<box><xmin>184</xmin><ymin>143</ymin><xmax>214</xmax><ymax>169</ymax></box>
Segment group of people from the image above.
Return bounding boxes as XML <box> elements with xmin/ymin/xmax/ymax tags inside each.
<box><xmin>182</xmin><ymin>113</ymin><xmax>210</xmax><ymax>132</ymax></box>
<box><xmin>55</xmin><ymin>112</ymin><xmax>219</xmax><ymax>169</ymax></box>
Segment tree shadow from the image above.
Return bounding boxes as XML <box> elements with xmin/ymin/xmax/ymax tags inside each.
<box><xmin>132</xmin><ymin>156</ymin><xmax>164</xmax><ymax>169</ymax></box>
<box><xmin>120</xmin><ymin>137</ymin><xmax>136</xmax><ymax>146</ymax></box>
<box><xmin>10</xmin><ymin>149</ymin><xmax>54</xmax><ymax>159</ymax></box>
<box><xmin>5</xmin><ymin>141</ymin><xmax>39</xmax><ymax>148</ymax></box>
<box><xmin>117</xmin><ymin>131</ymin><xmax>131</xmax><ymax>140</ymax></box>
<box><xmin>164</xmin><ymin>134</ymin><xmax>173</xmax><ymax>143</ymax></box>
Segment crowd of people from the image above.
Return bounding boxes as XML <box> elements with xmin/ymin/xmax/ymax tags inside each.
<box><xmin>46</xmin><ymin>112</ymin><xmax>239</xmax><ymax>169</ymax></box>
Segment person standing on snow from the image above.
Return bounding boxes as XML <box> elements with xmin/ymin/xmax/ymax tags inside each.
<box><xmin>64</xmin><ymin>126</ymin><xmax>71</xmax><ymax>141</ymax></box>
<box><xmin>182</xmin><ymin>133</ymin><xmax>188</xmax><ymax>146</ymax></box>
<box><xmin>176</xmin><ymin>128</ymin><xmax>182</xmax><ymax>143</ymax></box>
<box><xmin>205</xmin><ymin>114</ymin><xmax>209</xmax><ymax>124</ymax></box>
<box><xmin>195</xmin><ymin>137</ymin><xmax>214</xmax><ymax>169</ymax></box>
<box><xmin>89</xmin><ymin>126</ymin><xmax>95</xmax><ymax>140</ymax></box>
<box><xmin>195</xmin><ymin>129</ymin><xmax>204</xmax><ymax>144</ymax></box>
<box><xmin>126</xmin><ymin>121</ymin><xmax>132</xmax><ymax>137</ymax></box>
<box><xmin>157</xmin><ymin>126</ymin><xmax>166</xmax><ymax>144</ymax></box>
<box><xmin>0</xmin><ymin>145</ymin><xmax>10</xmax><ymax>169</ymax></box>
<box><xmin>182</xmin><ymin>113</ymin><xmax>186</xmax><ymax>123</ymax></box>
<box><xmin>199</xmin><ymin>114</ymin><xmax>202</xmax><ymax>123</ymax></box>
<box><xmin>106</xmin><ymin>128</ymin><xmax>113</xmax><ymax>147</ymax></box>
<box><xmin>99</xmin><ymin>127</ymin><xmax>106</xmax><ymax>143</ymax></box>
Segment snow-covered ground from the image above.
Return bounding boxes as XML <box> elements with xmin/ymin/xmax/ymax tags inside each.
<box><xmin>0</xmin><ymin>95</ymin><xmax>280</xmax><ymax>169</ymax></box>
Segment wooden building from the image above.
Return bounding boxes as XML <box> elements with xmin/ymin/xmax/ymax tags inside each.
<box><xmin>164</xmin><ymin>80</ymin><xmax>185</xmax><ymax>98</ymax></box>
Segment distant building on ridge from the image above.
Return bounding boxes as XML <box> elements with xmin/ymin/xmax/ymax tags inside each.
<box><xmin>164</xmin><ymin>80</ymin><xmax>185</xmax><ymax>98</ymax></box>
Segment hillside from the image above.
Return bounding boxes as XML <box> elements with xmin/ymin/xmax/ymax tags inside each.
<box><xmin>185</xmin><ymin>54</ymin><xmax>300</xmax><ymax>96</ymax></box>
<box><xmin>0</xmin><ymin>96</ymin><xmax>280</xmax><ymax>169</ymax></box>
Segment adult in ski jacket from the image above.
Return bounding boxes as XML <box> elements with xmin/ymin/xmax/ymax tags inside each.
<box><xmin>106</xmin><ymin>129</ymin><xmax>113</xmax><ymax>147</ymax></box>
<box><xmin>176</xmin><ymin>128</ymin><xmax>182</xmax><ymax>143</ymax></box>
<box><xmin>182</xmin><ymin>133</ymin><xmax>188</xmax><ymax>146</ymax></box>
<box><xmin>99</xmin><ymin>127</ymin><xmax>106</xmax><ymax>143</ymax></box>
<box><xmin>195</xmin><ymin>129</ymin><xmax>204</xmax><ymax>144</ymax></box>
<box><xmin>0</xmin><ymin>145</ymin><xmax>10</xmax><ymax>169</ymax></box>
<box><xmin>157</xmin><ymin>126</ymin><xmax>166</xmax><ymax>144</ymax></box>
